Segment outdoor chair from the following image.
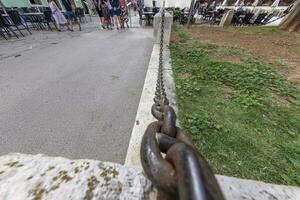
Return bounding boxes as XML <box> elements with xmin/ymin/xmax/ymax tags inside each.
<box><xmin>7</xmin><ymin>10</ymin><xmax>31</xmax><ymax>34</ymax></box>
<box><xmin>242</xmin><ymin>13</ymin><xmax>254</xmax><ymax>25</ymax></box>
<box><xmin>232</xmin><ymin>10</ymin><xmax>246</xmax><ymax>26</ymax></box>
<box><xmin>0</xmin><ymin>8</ymin><xmax>6</xmax><ymax>15</ymax></box>
<box><xmin>262</xmin><ymin>13</ymin><xmax>274</xmax><ymax>24</ymax></box>
<box><xmin>213</xmin><ymin>9</ymin><xmax>225</xmax><ymax>25</ymax></box>
<box><xmin>0</xmin><ymin>21</ymin><xmax>8</xmax><ymax>40</ymax></box>
<box><xmin>23</xmin><ymin>7</ymin><xmax>45</xmax><ymax>30</ymax></box>
<box><xmin>252</xmin><ymin>13</ymin><xmax>268</xmax><ymax>25</ymax></box>
<box><xmin>75</xmin><ymin>8</ymin><xmax>87</xmax><ymax>23</ymax></box>
<box><xmin>19</xmin><ymin>7</ymin><xmax>39</xmax><ymax>30</ymax></box>
<box><xmin>0</xmin><ymin>13</ymin><xmax>24</xmax><ymax>37</ymax></box>
<box><xmin>43</xmin><ymin>10</ymin><xmax>56</xmax><ymax>31</ymax></box>
<box><xmin>143</xmin><ymin>7</ymin><xmax>154</xmax><ymax>25</ymax></box>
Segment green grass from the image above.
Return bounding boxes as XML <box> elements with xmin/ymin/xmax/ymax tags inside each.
<box><xmin>170</xmin><ymin>27</ymin><xmax>300</xmax><ymax>186</ymax></box>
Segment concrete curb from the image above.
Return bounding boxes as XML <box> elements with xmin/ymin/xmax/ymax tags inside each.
<box><xmin>125</xmin><ymin>43</ymin><xmax>177</xmax><ymax>166</ymax></box>
<box><xmin>125</xmin><ymin>45</ymin><xmax>159</xmax><ymax>166</ymax></box>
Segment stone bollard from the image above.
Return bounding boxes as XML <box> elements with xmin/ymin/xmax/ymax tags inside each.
<box><xmin>153</xmin><ymin>11</ymin><xmax>173</xmax><ymax>45</ymax></box>
<box><xmin>219</xmin><ymin>10</ymin><xmax>234</xmax><ymax>27</ymax></box>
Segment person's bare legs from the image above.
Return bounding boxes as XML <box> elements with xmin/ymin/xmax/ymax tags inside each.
<box><xmin>67</xmin><ymin>20</ymin><xmax>73</xmax><ymax>31</ymax></box>
<box><xmin>56</xmin><ymin>23</ymin><xmax>61</xmax><ymax>31</ymax></box>
<box><xmin>113</xmin><ymin>15</ymin><xmax>120</xmax><ymax>29</ymax></box>
<box><xmin>100</xmin><ymin>17</ymin><xmax>106</xmax><ymax>29</ymax></box>
<box><xmin>77</xmin><ymin>19</ymin><xmax>81</xmax><ymax>31</ymax></box>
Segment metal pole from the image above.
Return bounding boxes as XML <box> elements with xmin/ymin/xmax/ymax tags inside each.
<box><xmin>127</xmin><ymin>2</ymin><xmax>132</xmax><ymax>28</ymax></box>
<box><xmin>130</xmin><ymin>7</ymin><xmax>132</xmax><ymax>27</ymax></box>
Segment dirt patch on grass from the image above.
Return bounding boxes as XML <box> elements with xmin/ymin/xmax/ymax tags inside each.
<box><xmin>178</xmin><ymin>72</ymin><xmax>191</xmax><ymax>79</ymax></box>
<box><xmin>223</xmin><ymin>85</ymin><xmax>234</xmax><ymax>99</ymax></box>
<box><xmin>184</xmin><ymin>27</ymin><xmax>300</xmax><ymax>86</ymax></box>
<box><xmin>271</xmin><ymin>92</ymin><xmax>291</xmax><ymax>108</ymax></box>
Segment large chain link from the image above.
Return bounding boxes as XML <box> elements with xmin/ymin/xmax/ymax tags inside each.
<box><xmin>140</xmin><ymin>7</ymin><xmax>225</xmax><ymax>200</ymax></box>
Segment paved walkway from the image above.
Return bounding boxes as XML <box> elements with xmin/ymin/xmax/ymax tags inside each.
<box><xmin>0</xmin><ymin>20</ymin><xmax>153</xmax><ymax>163</ymax></box>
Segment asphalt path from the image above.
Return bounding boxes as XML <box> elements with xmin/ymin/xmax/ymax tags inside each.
<box><xmin>0</xmin><ymin>27</ymin><xmax>153</xmax><ymax>163</ymax></box>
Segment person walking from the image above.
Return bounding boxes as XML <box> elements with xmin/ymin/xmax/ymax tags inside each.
<box><xmin>137</xmin><ymin>0</ymin><xmax>144</xmax><ymax>21</ymax></box>
<box><xmin>132</xmin><ymin>0</ymin><xmax>138</xmax><ymax>16</ymax></box>
<box><xmin>94</xmin><ymin>0</ymin><xmax>105</xmax><ymax>28</ymax></box>
<box><xmin>48</xmin><ymin>0</ymin><xmax>70</xmax><ymax>31</ymax></box>
<box><xmin>61</xmin><ymin>0</ymin><xmax>81</xmax><ymax>31</ymax></box>
<box><xmin>99</xmin><ymin>0</ymin><xmax>112</xmax><ymax>29</ymax></box>
<box><xmin>109</xmin><ymin>0</ymin><xmax>121</xmax><ymax>29</ymax></box>
<box><xmin>119</xmin><ymin>0</ymin><xmax>129</xmax><ymax>28</ymax></box>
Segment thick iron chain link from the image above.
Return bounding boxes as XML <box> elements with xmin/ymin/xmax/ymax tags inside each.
<box><xmin>141</xmin><ymin>7</ymin><xmax>224</xmax><ymax>200</ymax></box>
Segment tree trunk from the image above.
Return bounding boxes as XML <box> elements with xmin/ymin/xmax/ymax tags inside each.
<box><xmin>279</xmin><ymin>0</ymin><xmax>300</xmax><ymax>32</ymax></box>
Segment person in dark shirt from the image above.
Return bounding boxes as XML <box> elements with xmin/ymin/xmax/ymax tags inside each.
<box><xmin>94</xmin><ymin>0</ymin><xmax>105</xmax><ymax>28</ymax></box>
<box><xmin>61</xmin><ymin>0</ymin><xmax>81</xmax><ymax>31</ymax></box>
<box><xmin>137</xmin><ymin>0</ymin><xmax>144</xmax><ymax>20</ymax></box>
<box><xmin>109</xmin><ymin>0</ymin><xmax>121</xmax><ymax>29</ymax></box>
<box><xmin>100</xmin><ymin>0</ymin><xmax>113</xmax><ymax>29</ymax></box>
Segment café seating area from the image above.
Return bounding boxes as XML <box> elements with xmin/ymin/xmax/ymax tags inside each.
<box><xmin>0</xmin><ymin>6</ymin><xmax>86</xmax><ymax>40</ymax></box>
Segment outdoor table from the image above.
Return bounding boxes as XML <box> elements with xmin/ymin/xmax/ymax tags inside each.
<box><xmin>21</xmin><ymin>12</ymin><xmax>45</xmax><ymax>30</ymax></box>
<box><xmin>22</xmin><ymin>12</ymin><xmax>44</xmax><ymax>17</ymax></box>
<box><xmin>1</xmin><ymin>14</ymin><xmax>13</xmax><ymax>24</ymax></box>
<box><xmin>143</xmin><ymin>11</ymin><xmax>154</xmax><ymax>26</ymax></box>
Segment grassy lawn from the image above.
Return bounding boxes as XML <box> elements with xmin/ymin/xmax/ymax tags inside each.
<box><xmin>170</xmin><ymin>26</ymin><xmax>300</xmax><ymax>186</ymax></box>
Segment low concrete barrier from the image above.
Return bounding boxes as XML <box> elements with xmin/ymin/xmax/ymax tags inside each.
<box><xmin>1</xmin><ymin>153</ymin><xmax>299</xmax><ymax>200</ymax></box>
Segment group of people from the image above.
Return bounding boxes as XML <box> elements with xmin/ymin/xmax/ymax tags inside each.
<box><xmin>47</xmin><ymin>0</ymin><xmax>143</xmax><ymax>32</ymax></box>
<box><xmin>94</xmin><ymin>0</ymin><xmax>129</xmax><ymax>30</ymax></box>
<box><xmin>48</xmin><ymin>0</ymin><xmax>81</xmax><ymax>31</ymax></box>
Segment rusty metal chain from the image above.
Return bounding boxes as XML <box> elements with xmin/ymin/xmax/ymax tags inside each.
<box><xmin>140</xmin><ymin>6</ymin><xmax>225</xmax><ymax>200</ymax></box>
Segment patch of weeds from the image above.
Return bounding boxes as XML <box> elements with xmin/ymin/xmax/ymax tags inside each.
<box><xmin>173</xmin><ymin>26</ymin><xmax>189</xmax><ymax>42</ymax></box>
<box><xmin>274</xmin><ymin>59</ymin><xmax>295</xmax><ymax>69</ymax></box>
<box><xmin>170</xmin><ymin>29</ymin><xmax>300</xmax><ymax>186</ymax></box>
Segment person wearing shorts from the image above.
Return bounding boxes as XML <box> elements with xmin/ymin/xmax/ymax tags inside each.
<box><xmin>100</xmin><ymin>0</ymin><xmax>112</xmax><ymax>29</ymax></box>
<box><xmin>94</xmin><ymin>0</ymin><xmax>105</xmax><ymax>28</ymax></box>
<box><xmin>109</xmin><ymin>0</ymin><xmax>121</xmax><ymax>29</ymax></box>
<box><xmin>61</xmin><ymin>0</ymin><xmax>81</xmax><ymax>31</ymax></box>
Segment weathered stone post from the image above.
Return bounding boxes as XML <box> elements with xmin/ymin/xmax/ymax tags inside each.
<box><xmin>153</xmin><ymin>11</ymin><xmax>173</xmax><ymax>45</ymax></box>
<box><xmin>219</xmin><ymin>10</ymin><xmax>234</xmax><ymax>27</ymax></box>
